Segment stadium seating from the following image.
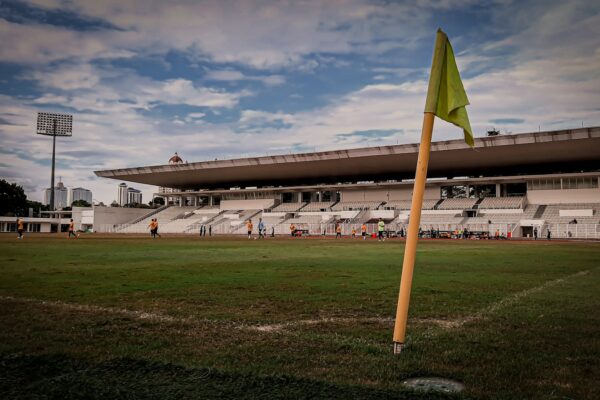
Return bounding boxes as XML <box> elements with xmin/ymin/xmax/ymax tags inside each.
<box><xmin>478</xmin><ymin>196</ymin><xmax>525</xmax><ymax>209</ymax></box>
<box><xmin>437</xmin><ymin>198</ymin><xmax>477</xmax><ymax>210</ymax></box>
<box><xmin>384</xmin><ymin>199</ymin><xmax>438</xmax><ymax>210</ymax></box>
<box><xmin>271</xmin><ymin>203</ymin><xmax>307</xmax><ymax>212</ymax></box>
<box><xmin>331</xmin><ymin>201</ymin><xmax>383</xmax><ymax>211</ymax></box>
<box><xmin>301</xmin><ymin>202</ymin><xmax>335</xmax><ymax>211</ymax></box>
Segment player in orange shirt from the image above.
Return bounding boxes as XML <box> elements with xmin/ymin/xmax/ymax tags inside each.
<box><xmin>68</xmin><ymin>218</ymin><xmax>79</xmax><ymax>238</ymax></box>
<box><xmin>351</xmin><ymin>228</ymin><xmax>356</xmax><ymax>238</ymax></box>
<box><xmin>290</xmin><ymin>223</ymin><xmax>296</xmax><ymax>237</ymax></box>
<box><xmin>361</xmin><ymin>223</ymin><xmax>367</xmax><ymax>240</ymax></box>
<box><xmin>17</xmin><ymin>217</ymin><xmax>24</xmax><ymax>239</ymax></box>
<box><xmin>246</xmin><ymin>219</ymin><xmax>253</xmax><ymax>239</ymax></box>
<box><xmin>335</xmin><ymin>224</ymin><xmax>342</xmax><ymax>238</ymax></box>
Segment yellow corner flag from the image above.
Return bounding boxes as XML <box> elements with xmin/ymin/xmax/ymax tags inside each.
<box><xmin>424</xmin><ymin>29</ymin><xmax>473</xmax><ymax>147</ymax></box>
<box><xmin>393</xmin><ymin>29</ymin><xmax>474</xmax><ymax>354</ymax></box>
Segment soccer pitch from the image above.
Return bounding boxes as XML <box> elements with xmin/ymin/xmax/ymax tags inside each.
<box><xmin>1</xmin><ymin>234</ymin><xmax>598</xmax><ymax>399</ymax></box>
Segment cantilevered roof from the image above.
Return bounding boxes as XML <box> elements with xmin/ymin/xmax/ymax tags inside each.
<box><xmin>95</xmin><ymin>127</ymin><xmax>600</xmax><ymax>189</ymax></box>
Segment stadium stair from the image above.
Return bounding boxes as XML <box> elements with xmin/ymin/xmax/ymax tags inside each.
<box><xmin>533</xmin><ymin>205</ymin><xmax>547</xmax><ymax>219</ymax></box>
<box><xmin>125</xmin><ymin>205</ymin><xmax>168</xmax><ymax>225</ymax></box>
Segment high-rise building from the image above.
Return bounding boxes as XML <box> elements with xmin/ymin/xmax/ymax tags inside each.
<box><xmin>118</xmin><ymin>183</ymin><xmax>128</xmax><ymax>206</ymax></box>
<box><xmin>43</xmin><ymin>181</ymin><xmax>68</xmax><ymax>210</ymax></box>
<box><xmin>70</xmin><ymin>187</ymin><xmax>92</xmax><ymax>205</ymax></box>
<box><xmin>127</xmin><ymin>187</ymin><xmax>142</xmax><ymax>205</ymax></box>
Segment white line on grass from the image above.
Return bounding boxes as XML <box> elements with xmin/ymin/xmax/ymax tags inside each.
<box><xmin>0</xmin><ymin>269</ymin><xmax>591</xmax><ymax>333</ymax></box>
<box><xmin>417</xmin><ymin>269</ymin><xmax>591</xmax><ymax>329</ymax></box>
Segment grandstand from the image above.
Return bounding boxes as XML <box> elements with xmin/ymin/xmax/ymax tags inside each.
<box><xmin>95</xmin><ymin>127</ymin><xmax>600</xmax><ymax>239</ymax></box>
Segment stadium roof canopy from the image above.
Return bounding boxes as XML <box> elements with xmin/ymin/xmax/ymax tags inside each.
<box><xmin>95</xmin><ymin>127</ymin><xmax>600</xmax><ymax>190</ymax></box>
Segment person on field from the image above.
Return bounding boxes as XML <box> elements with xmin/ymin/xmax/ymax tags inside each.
<box><xmin>361</xmin><ymin>223</ymin><xmax>367</xmax><ymax>240</ymax></box>
<box><xmin>547</xmin><ymin>229</ymin><xmax>551</xmax><ymax>240</ymax></box>
<box><xmin>148</xmin><ymin>218</ymin><xmax>156</xmax><ymax>238</ymax></box>
<box><xmin>351</xmin><ymin>227</ymin><xmax>356</xmax><ymax>238</ymax></box>
<box><xmin>271</xmin><ymin>226</ymin><xmax>275</xmax><ymax>237</ymax></box>
<box><xmin>290</xmin><ymin>223</ymin><xmax>296</xmax><ymax>237</ymax></box>
<box><xmin>258</xmin><ymin>218</ymin><xmax>265</xmax><ymax>239</ymax></box>
<box><xmin>335</xmin><ymin>224</ymin><xmax>342</xmax><ymax>238</ymax></box>
<box><xmin>246</xmin><ymin>219</ymin><xmax>253</xmax><ymax>239</ymax></box>
<box><xmin>378</xmin><ymin>218</ymin><xmax>385</xmax><ymax>241</ymax></box>
<box><xmin>17</xmin><ymin>217</ymin><xmax>24</xmax><ymax>239</ymax></box>
<box><xmin>533</xmin><ymin>227</ymin><xmax>538</xmax><ymax>240</ymax></box>
<box><xmin>68</xmin><ymin>219</ymin><xmax>78</xmax><ymax>238</ymax></box>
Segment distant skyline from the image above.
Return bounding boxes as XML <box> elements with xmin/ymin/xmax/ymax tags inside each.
<box><xmin>1</xmin><ymin>0</ymin><xmax>599</xmax><ymax>204</ymax></box>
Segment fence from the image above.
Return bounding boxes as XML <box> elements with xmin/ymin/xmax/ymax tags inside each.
<box><xmin>91</xmin><ymin>222</ymin><xmax>600</xmax><ymax>239</ymax></box>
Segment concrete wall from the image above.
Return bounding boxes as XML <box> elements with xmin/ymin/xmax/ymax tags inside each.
<box><xmin>527</xmin><ymin>188</ymin><xmax>600</xmax><ymax>204</ymax></box>
<box><xmin>93</xmin><ymin>206</ymin><xmax>152</xmax><ymax>228</ymax></box>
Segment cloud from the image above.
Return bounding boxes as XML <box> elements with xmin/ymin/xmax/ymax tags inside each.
<box><xmin>489</xmin><ymin>118</ymin><xmax>525</xmax><ymax>125</ymax></box>
<box><xmin>205</xmin><ymin>69</ymin><xmax>285</xmax><ymax>86</ymax></box>
<box><xmin>12</xmin><ymin>0</ymin><xmax>431</xmax><ymax>68</ymax></box>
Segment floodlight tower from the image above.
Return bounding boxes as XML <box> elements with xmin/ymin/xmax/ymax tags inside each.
<box><xmin>36</xmin><ymin>112</ymin><xmax>73</xmax><ymax>211</ymax></box>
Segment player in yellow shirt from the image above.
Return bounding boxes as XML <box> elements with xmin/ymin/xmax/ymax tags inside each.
<box><xmin>335</xmin><ymin>224</ymin><xmax>342</xmax><ymax>238</ymax></box>
<box><xmin>290</xmin><ymin>223</ymin><xmax>296</xmax><ymax>237</ymax></box>
<box><xmin>351</xmin><ymin>228</ymin><xmax>356</xmax><ymax>238</ymax></box>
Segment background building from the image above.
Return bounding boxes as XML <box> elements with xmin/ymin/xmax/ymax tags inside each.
<box><xmin>127</xmin><ymin>187</ymin><xmax>143</xmax><ymax>205</ymax></box>
<box><xmin>69</xmin><ymin>187</ymin><xmax>92</xmax><ymax>205</ymax></box>
<box><xmin>118</xmin><ymin>183</ymin><xmax>128</xmax><ymax>206</ymax></box>
<box><xmin>95</xmin><ymin>127</ymin><xmax>600</xmax><ymax>238</ymax></box>
<box><xmin>43</xmin><ymin>180</ymin><xmax>68</xmax><ymax>210</ymax></box>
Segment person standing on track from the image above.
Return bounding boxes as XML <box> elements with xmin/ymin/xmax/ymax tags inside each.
<box><xmin>378</xmin><ymin>218</ymin><xmax>385</xmax><ymax>241</ymax></box>
<box><xmin>16</xmin><ymin>217</ymin><xmax>24</xmax><ymax>239</ymax></box>
<box><xmin>290</xmin><ymin>223</ymin><xmax>296</xmax><ymax>237</ymax></box>
<box><xmin>247</xmin><ymin>219</ymin><xmax>253</xmax><ymax>239</ymax></box>
<box><xmin>148</xmin><ymin>218</ymin><xmax>156</xmax><ymax>238</ymax></box>
<box><xmin>361</xmin><ymin>223</ymin><xmax>367</xmax><ymax>240</ymax></box>
<box><xmin>258</xmin><ymin>218</ymin><xmax>265</xmax><ymax>239</ymax></box>
<box><xmin>335</xmin><ymin>224</ymin><xmax>342</xmax><ymax>238</ymax></box>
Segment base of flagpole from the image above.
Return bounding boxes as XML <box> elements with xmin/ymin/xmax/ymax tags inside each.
<box><xmin>393</xmin><ymin>342</ymin><xmax>405</xmax><ymax>354</ymax></box>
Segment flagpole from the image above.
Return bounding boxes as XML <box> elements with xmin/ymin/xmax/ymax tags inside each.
<box><xmin>393</xmin><ymin>111</ymin><xmax>435</xmax><ymax>354</ymax></box>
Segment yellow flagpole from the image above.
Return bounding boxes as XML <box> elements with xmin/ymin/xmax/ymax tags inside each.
<box><xmin>392</xmin><ymin>112</ymin><xmax>435</xmax><ymax>354</ymax></box>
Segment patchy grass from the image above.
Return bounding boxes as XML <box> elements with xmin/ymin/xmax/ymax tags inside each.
<box><xmin>0</xmin><ymin>234</ymin><xmax>598</xmax><ymax>399</ymax></box>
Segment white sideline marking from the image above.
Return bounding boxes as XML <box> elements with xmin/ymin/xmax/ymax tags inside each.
<box><xmin>248</xmin><ymin>317</ymin><xmax>394</xmax><ymax>332</ymax></box>
<box><xmin>0</xmin><ymin>295</ymin><xmax>207</xmax><ymax>325</ymax></box>
<box><xmin>418</xmin><ymin>269</ymin><xmax>591</xmax><ymax>329</ymax></box>
<box><xmin>0</xmin><ymin>269</ymin><xmax>591</xmax><ymax>333</ymax></box>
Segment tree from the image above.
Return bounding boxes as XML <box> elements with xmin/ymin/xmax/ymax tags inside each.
<box><xmin>27</xmin><ymin>200</ymin><xmax>48</xmax><ymax>217</ymax></box>
<box><xmin>71</xmin><ymin>200</ymin><xmax>91</xmax><ymax>207</ymax></box>
<box><xmin>0</xmin><ymin>179</ymin><xmax>28</xmax><ymax>216</ymax></box>
<box><xmin>149</xmin><ymin>197</ymin><xmax>165</xmax><ymax>207</ymax></box>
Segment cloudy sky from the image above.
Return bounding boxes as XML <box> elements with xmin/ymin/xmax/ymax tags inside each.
<box><xmin>1</xmin><ymin>0</ymin><xmax>599</xmax><ymax>204</ymax></box>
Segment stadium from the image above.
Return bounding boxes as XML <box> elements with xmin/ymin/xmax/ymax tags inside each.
<box><xmin>93</xmin><ymin>126</ymin><xmax>600</xmax><ymax>239</ymax></box>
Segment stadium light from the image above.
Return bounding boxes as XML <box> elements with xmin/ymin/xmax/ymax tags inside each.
<box><xmin>36</xmin><ymin>112</ymin><xmax>73</xmax><ymax>212</ymax></box>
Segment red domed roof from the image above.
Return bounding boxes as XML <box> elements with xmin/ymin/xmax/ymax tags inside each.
<box><xmin>169</xmin><ymin>152</ymin><xmax>183</xmax><ymax>164</ymax></box>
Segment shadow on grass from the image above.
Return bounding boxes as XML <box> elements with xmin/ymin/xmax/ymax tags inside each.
<box><xmin>0</xmin><ymin>353</ymin><xmax>465</xmax><ymax>400</ymax></box>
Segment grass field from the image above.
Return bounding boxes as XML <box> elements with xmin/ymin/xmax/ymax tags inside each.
<box><xmin>0</xmin><ymin>234</ymin><xmax>598</xmax><ymax>399</ymax></box>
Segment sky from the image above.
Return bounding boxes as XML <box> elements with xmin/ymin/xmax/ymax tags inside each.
<box><xmin>0</xmin><ymin>0</ymin><xmax>599</xmax><ymax>205</ymax></box>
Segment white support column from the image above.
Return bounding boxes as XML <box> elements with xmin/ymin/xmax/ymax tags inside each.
<box><xmin>495</xmin><ymin>183</ymin><xmax>501</xmax><ymax>197</ymax></box>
